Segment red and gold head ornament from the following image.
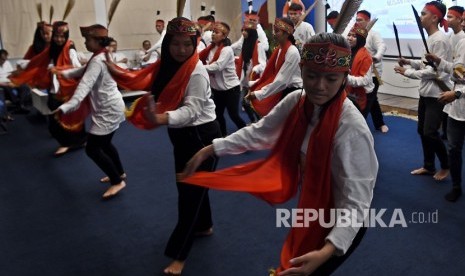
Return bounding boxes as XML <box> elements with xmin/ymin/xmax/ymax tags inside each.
<box><xmin>350</xmin><ymin>23</ymin><xmax>368</xmax><ymax>38</ymax></box>
<box><xmin>41</xmin><ymin>22</ymin><xmax>53</xmax><ymax>33</ymax></box>
<box><xmin>167</xmin><ymin>18</ymin><xmax>197</xmax><ymax>36</ymax></box>
<box><xmin>243</xmin><ymin>20</ymin><xmax>257</xmax><ymax>30</ymax></box>
<box><xmin>300</xmin><ymin>42</ymin><xmax>351</xmax><ymax>72</ymax></box>
<box><xmin>274</xmin><ymin>18</ymin><xmax>294</xmax><ymax>34</ymax></box>
<box><xmin>244</xmin><ymin>11</ymin><xmax>260</xmax><ymax>21</ymax></box>
<box><xmin>425</xmin><ymin>3</ymin><xmax>448</xmax><ymax>32</ymax></box>
<box><xmin>80</xmin><ymin>24</ymin><xmax>108</xmax><ymax>38</ymax></box>
<box><xmin>53</xmin><ymin>21</ymin><xmax>69</xmax><ymax>35</ymax></box>
<box><xmin>213</xmin><ymin>22</ymin><xmax>230</xmax><ymax>36</ymax></box>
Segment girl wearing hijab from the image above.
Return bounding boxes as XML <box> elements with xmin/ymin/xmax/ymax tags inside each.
<box><xmin>108</xmin><ymin>17</ymin><xmax>222</xmax><ymax>275</ymax></box>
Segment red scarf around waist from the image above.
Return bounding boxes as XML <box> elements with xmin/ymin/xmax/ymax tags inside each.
<box><xmin>250</xmin><ymin>40</ymin><xmax>291</xmax><ymax>117</ymax></box>
<box><xmin>184</xmin><ymin>91</ymin><xmax>346</xmax><ymax>271</ymax></box>
<box><xmin>124</xmin><ymin>51</ymin><xmax>200</xmax><ymax>129</ymax></box>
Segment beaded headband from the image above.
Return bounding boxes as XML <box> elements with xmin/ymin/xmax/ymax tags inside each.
<box><xmin>167</xmin><ymin>18</ymin><xmax>197</xmax><ymax>36</ymax></box>
<box><xmin>53</xmin><ymin>21</ymin><xmax>69</xmax><ymax>35</ymax></box>
<box><xmin>80</xmin><ymin>25</ymin><xmax>108</xmax><ymax>37</ymax></box>
<box><xmin>349</xmin><ymin>23</ymin><xmax>368</xmax><ymax>38</ymax></box>
<box><xmin>300</xmin><ymin>42</ymin><xmax>351</xmax><ymax>72</ymax></box>
<box><xmin>213</xmin><ymin>22</ymin><xmax>229</xmax><ymax>36</ymax></box>
<box><xmin>274</xmin><ymin>18</ymin><xmax>294</xmax><ymax>34</ymax></box>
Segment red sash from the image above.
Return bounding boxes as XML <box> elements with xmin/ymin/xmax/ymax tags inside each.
<box><xmin>184</xmin><ymin>92</ymin><xmax>346</xmax><ymax>271</ymax></box>
<box><xmin>235</xmin><ymin>41</ymin><xmax>260</xmax><ymax>81</ymax></box>
<box><xmin>125</xmin><ymin>51</ymin><xmax>200</xmax><ymax>129</ymax></box>
<box><xmin>199</xmin><ymin>43</ymin><xmax>224</xmax><ymax>65</ymax></box>
<box><xmin>346</xmin><ymin>47</ymin><xmax>372</xmax><ymax>111</ymax></box>
<box><xmin>250</xmin><ymin>41</ymin><xmax>291</xmax><ymax>116</ymax></box>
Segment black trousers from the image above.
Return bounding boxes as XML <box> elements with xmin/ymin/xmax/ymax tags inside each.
<box><xmin>47</xmin><ymin>94</ymin><xmax>87</xmax><ymax>147</ymax></box>
<box><xmin>85</xmin><ymin>131</ymin><xmax>125</xmax><ymax>185</ymax></box>
<box><xmin>212</xmin><ymin>86</ymin><xmax>246</xmax><ymax>136</ymax></box>
<box><xmin>364</xmin><ymin>77</ymin><xmax>386</xmax><ymax>129</ymax></box>
<box><xmin>311</xmin><ymin>227</ymin><xmax>367</xmax><ymax>275</ymax></box>
<box><xmin>0</xmin><ymin>84</ymin><xmax>31</xmax><ymax>109</ymax></box>
<box><xmin>417</xmin><ymin>96</ymin><xmax>449</xmax><ymax>171</ymax></box>
<box><xmin>165</xmin><ymin>120</ymin><xmax>222</xmax><ymax>261</ymax></box>
<box><xmin>447</xmin><ymin>117</ymin><xmax>465</xmax><ymax>189</ymax></box>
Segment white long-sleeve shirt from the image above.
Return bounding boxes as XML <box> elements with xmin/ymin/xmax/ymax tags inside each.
<box><xmin>239</xmin><ymin>43</ymin><xmax>267</xmax><ymax>89</ymax></box>
<box><xmin>254</xmin><ymin>45</ymin><xmax>302</xmax><ymax>101</ymax></box>
<box><xmin>293</xmin><ymin>22</ymin><xmax>315</xmax><ymax>48</ymax></box>
<box><xmin>166</xmin><ymin>60</ymin><xmax>216</xmax><ymax>128</ymax></box>
<box><xmin>403</xmin><ymin>30</ymin><xmax>452</xmax><ymax>98</ymax></box>
<box><xmin>231</xmin><ymin>24</ymin><xmax>270</xmax><ymax>52</ymax></box>
<box><xmin>59</xmin><ymin>52</ymin><xmax>125</xmax><ymax>135</ymax></box>
<box><xmin>0</xmin><ymin>60</ymin><xmax>13</xmax><ymax>83</ymax></box>
<box><xmin>437</xmin><ymin>38</ymin><xmax>465</xmax><ymax>121</ymax></box>
<box><xmin>213</xmin><ymin>91</ymin><xmax>377</xmax><ymax>256</ymax></box>
<box><xmin>365</xmin><ymin>30</ymin><xmax>386</xmax><ymax>76</ymax></box>
<box><xmin>204</xmin><ymin>45</ymin><xmax>241</xmax><ymax>91</ymax></box>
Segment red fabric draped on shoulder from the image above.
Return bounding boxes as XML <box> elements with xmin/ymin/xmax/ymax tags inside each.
<box><xmin>346</xmin><ymin>47</ymin><xmax>371</xmax><ymax>111</ymax></box>
<box><xmin>199</xmin><ymin>43</ymin><xmax>224</xmax><ymax>65</ymax></box>
<box><xmin>9</xmin><ymin>46</ymin><xmax>52</xmax><ymax>89</ymax></box>
<box><xmin>125</xmin><ymin>51</ymin><xmax>200</xmax><ymax>130</ymax></box>
<box><xmin>184</xmin><ymin>91</ymin><xmax>347</xmax><ymax>272</ymax></box>
<box><xmin>250</xmin><ymin>41</ymin><xmax>291</xmax><ymax>117</ymax></box>
<box><xmin>111</xmin><ymin>61</ymin><xmax>159</xmax><ymax>91</ymax></box>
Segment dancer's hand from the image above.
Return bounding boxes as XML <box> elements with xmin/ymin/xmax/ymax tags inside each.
<box><xmin>177</xmin><ymin>145</ymin><xmax>215</xmax><ymax>181</ymax></box>
<box><xmin>438</xmin><ymin>91</ymin><xmax>456</xmax><ymax>104</ymax></box>
<box><xmin>245</xmin><ymin>91</ymin><xmax>256</xmax><ymax>101</ymax></box>
<box><xmin>278</xmin><ymin>242</ymin><xmax>336</xmax><ymax>276</ymax></box>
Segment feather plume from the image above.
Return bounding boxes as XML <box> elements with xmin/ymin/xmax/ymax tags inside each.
<box><xmin>297</xmin><ymin>0</ymin><xmax>321</xmax><ymax>27</ymax></box>
<box><xmin>107</xmin><ymin>0</ymin><xmax>121</xmax><ymax>27</ymax></box>
<box><xmin>177</xmin><ymin>0</ymin><xmax>186</xmax><ymax>17</ymax></box>
<box><xmin>366</xmin><ymin>18</ymin><xmax>378</xmax><ymax>32</ymax></box>
<box><xmin>62</xmin><ymin>0</ymin><xmax>75</xmax><ymax>21</ymax></box>
<box><xmin>36</xmin><ymin>3</ymin><xmax>43</xmax><ymax>22</ymax></box>
<box><xmin>332</xmin><ymin>0</ymin><xmax>364</xmax><ymax>34</ymax></box>
<box><xmin>49</xmin><ymin>5</ymin><xmax>54</xmax><ymax>24</ymax></box>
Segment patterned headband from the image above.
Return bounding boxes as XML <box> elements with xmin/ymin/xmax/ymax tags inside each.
<box><xmin>53</xmin><ymin>21</ymin><xmax>69</xmax><ymax>35</ymax></box>
<box><xmin>350</xmin><ymin>23</ymin><xmax>368</xmax><ymax>38</ymax></box>
<box><xmin>243</xmin><ymin>20</ymin><xmax>257</xmax><ymax>30</ymax></box>
<box><xmin>167</xmin><ymin>18</ymin><xmax>197</xmax><ymax>36</ymax></box>
<box><xmin>274</xmin><ymin>18</ymin><xmax>294</xmax><ymax>34</ymax></box>
<box><xmin>300</xmin><ymin>42</ymin><xmax>351</xmax><ymax>72</ymax></box>
<box><xmin>80</xmin><ymin>25</ymin><xmax>108</xmax><ymax>37</ymax></box>
<box><xmin>213</xmin><ymin>22</ymin><xmax>229</xmax><ymax>36</ymax></box>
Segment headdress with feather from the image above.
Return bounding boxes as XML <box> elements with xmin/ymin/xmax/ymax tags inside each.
<box><xmin>36</xmin><ymin>3</ymin><xmax>43</xmax><ymax>22</ymax></box>
<box><xmin>332</xmin><ymin>0</ymin><xmax>364</xmax><ymax>34</ymax></box>
<box><xmin>107</xmin><ymin>0</ymin><xmax>121</xmax><ymax>27</ymax></box>
<box><xmin>62</xmin><ymin>0</ymin><xmax>76</xmax><ymax>21</ymax></box>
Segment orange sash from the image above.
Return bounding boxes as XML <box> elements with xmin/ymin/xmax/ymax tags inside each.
<box><xmin>250</xmin><ymin>41</ymin><xmax>291</xmax><ymax>117</ymax></box>
<box><xmin>125</xmin><ymin>51</ymin><xmax>200</xmax><ymax>129</ymax></box>
<box><xmin>184</xmin><ymin>92</ymin><xmax>346</xmax><ymax>271</ymax></box>
<box><xmin>346</xmin><ymin>47</ymin><xmax>372</xmax><ymax>111</ymax></box>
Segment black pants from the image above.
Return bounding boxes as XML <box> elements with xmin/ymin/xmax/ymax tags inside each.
<box><xmin>85</xmin><ymin>131</ymin><xmax>125</xmax><ymax>185</ymax></box>
<box><xmin>165</xmin><ymin>120</ymin><xmax>222</xmax><ymax>261</ymax></box>
<box><xmin>47</xmin><ymin>94</ymin><xmax>87</xmax><ymax>147</ymax></box>
<box><xmin>417</xmin><ymin>96</ymin><xmax>449</xmax><ymax>171</ymax></box>
<box><xmin>447</xmin><ymin>117</ymin><xmax>465</xmax><ymax>189</ymax></box>
<box><xmin>311</xmin><ymin>227</ymin><xmax>367</xmax><ymax>275</ymax></box>
<box><xmin>364</xmin><ymin>78</ymin><xmax>386</xmax><ymax>129</ymax></box>
<box><xmin>212</xmin><ymin>86</ymin><xmax>246</xmax><ymax>136</ymax></box>
<box><xmin>241</xmin><ymin>88</ymin><xmax>260</xmax><ymax>123</ymax></box>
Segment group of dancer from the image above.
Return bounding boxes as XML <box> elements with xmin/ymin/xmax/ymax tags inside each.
<box><xmin>4</xmin><ymin>0</ymin><xmax>464</xmax><ymax>275</ymax></box>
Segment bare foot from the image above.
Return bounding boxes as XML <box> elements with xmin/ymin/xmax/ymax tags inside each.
<box><xmin>194</xmin><ymin>227</ymin><xmax>213</xmax><ymax>237</ymax></box>
<box><xmin>102</xmin><ymin>181</ymin><xmax>126</xmax><ymax>199</ymax></box>
<box><xmin>163</xmin><ymin>260</ymin><xmax>185</xmax><ymax>275</ymax></box>
<box><xmin>433</xmin><ymin>169</ymin><xmax>449</xmax><ymax>181</ymax></box>
<box><xmin>411</xmin><ymin>168</ymin><xmax>435</xmax><ymax>175</ymax></box>
<box><xmin>100</xmin><ymin>173</ymin><xmax>127</xmax><ymax>183</ymax></box>
<box><xmin>54</xmin><ymin>146</ymin><xmax>69</xmax><ymax>156</ymax></box>
<box><xmin>380</xmin><ymin>125</ymin><xmax>389</xmax><ymax>133</ymax></box>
